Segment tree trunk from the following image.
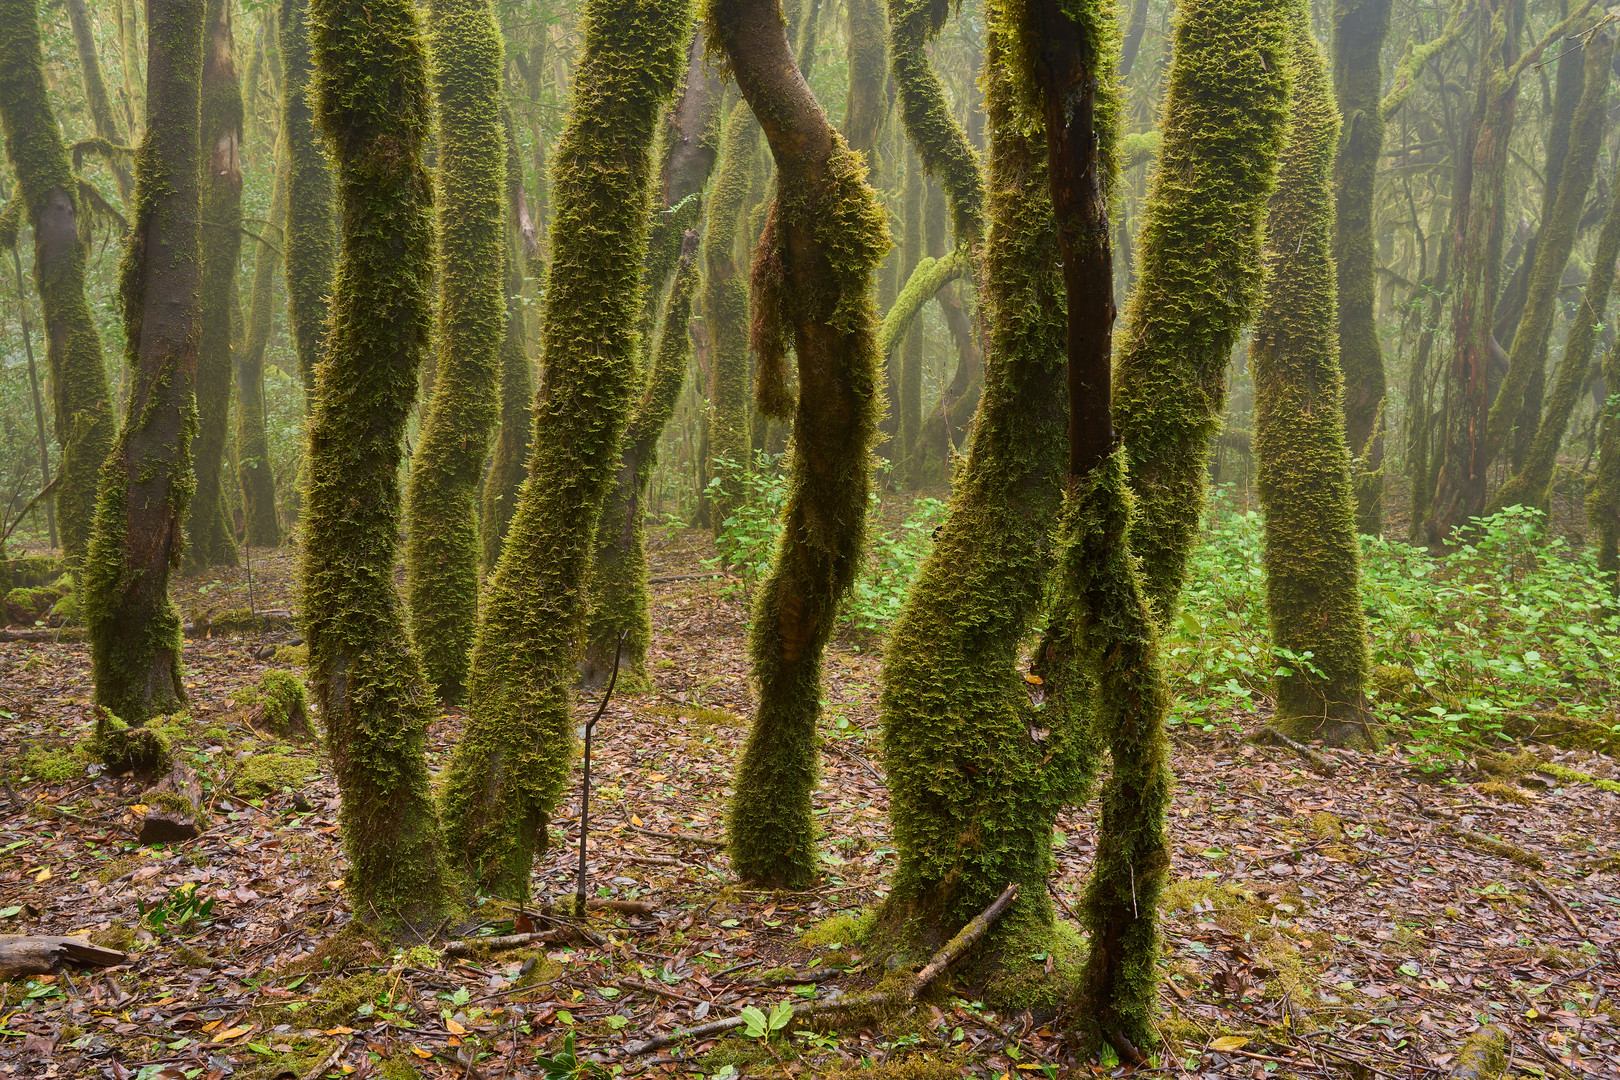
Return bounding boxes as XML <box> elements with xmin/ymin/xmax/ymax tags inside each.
<box><xmin>1251</xmin><ymin>10</ymin><xmax>1374</xmax><ymax>748</ymax></box>
<box><xmin>117</xmin><ymin>0</ymin><xmax>144</xmax><ymax>137</ymax></box>
<box><xmin>65</xmin><ymin>0</ymin><xmax>137</xmax><ymax>201</ymax></box>
<box><xmin>404</xmin><ymin>0</ymin><xmax>507</xmax><ymax>704</ymax></box>
<box><xmin>715</xmin><ymin>0</ymin><xmax>889</xmax><ymax>889</ymax></box>
<box><xmin>1329</xmin><ymin>0</ymin><xmax>1392</xmax><ymax>535</ymax></box>
<box><xmin>0</xmin><ymin>0</ymin><xmax>118</xmax><ymax>568</ymax></box>
<box><xmin>887</xmin><ymin>0</ymin><xmax>983</xmax><ymax>250</ymax></box>
<box><xmin>300</xmin><ymin>0</ymin><xmax>454</xmax><ymax>931</ymax></box>
<box><xmin>436</xmin><ymin>0</ymin><xmax>692</xmax><ymax>899</ymax></box>
<box><xmin>1113</xmin><ymin>0</ymin><xmax>1292</xmax><ymax>622</ymax></box>
<box><xmin>279</xmin><ymin>0</ymin><xmax>335</xmax><ymax>400</ymax></box>
<box><xmin>897</xmin><ymin>150</ymin><xmax>924</xmax><ymax>476</ymax></box>
<box><xmin>1592</xmin><ymin>287</ymin><xmax>1620</xmax><ymax>592</ymax></box>
<box><xmin>188</xmin><ymin>0</ymin><xmax>243</xmax><ymax>572</ymax></box>
<box><xmin>235</xmin><ymin>135</ymin><xmax>283</xmax><ymax>547</ymax></box>
<box><xmin>83</xmin><ymin>0</ymin><xmax>206</xmax><ymax>725</ymax></box>
<box><xmin>843</xmin><ymin>0</ymin><xmax>887</xmax><ymax>166</ymax></box>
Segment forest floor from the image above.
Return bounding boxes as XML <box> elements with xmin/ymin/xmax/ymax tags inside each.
<box><xmin>3</xmin><ymin>527</ymin><xmax>1620</xmax><ymax>1080</ymax></box>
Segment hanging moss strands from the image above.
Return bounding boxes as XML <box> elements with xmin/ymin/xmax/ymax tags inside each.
<box><xmin>83</xmin><ymin>0</ymin><xmax>207</xmax><ymax>725</ymax></box>
<box><xmin>1249</xmin><ymin>7</ymin><xmax>1373</xmax><ymax>749</ymax></box>
<box><xmin>188</xmin><ymin>0</ymin><xmax>244</xmax><ymax>572</ymax></box>
<box><xmin>236</xmin><ymin>140</ymin><xmax>286</xmax><ymax>547</ymax></box>
<box><xmin>0</xmin><ymin>0</ymin><xmax>117</xmax><ymax>568</ymax></box>
<box><xmin>436</xmin><ymin>0</ymin><xmax>693</xmax><ymax>899</ymax></box>
<box><xmin>886</xmin><ymin>0</ymin><xmax>983</xmax><ymax>250</ymax></box>
<box><xmin>300</xmin><ymin>0</ymin><xmax>455</xmax><ymax>929</ymax></box>
<box><xmin>875</xmin><ymin>20</ymin><xmax>1077</xmax><ymax>1003</ymax></box>
<box><xmin>404</xmin><ymin>0</ymin><xmax>507</xmax><ymax>704</ymax></box>
<box><xmin>280</xmin><ymin>0</ymin><xmax>336</xmax><ymax>399</ymax></box>
<box><xmin>713</xmin><ymin>0</ymin><xmax>890</xmax><ymax>889</ymax></box>
<box><xmin>480</xmin><ymin>117</ymin><xmax>536</xmax><ymax>572</ymax></box>
<box><xmin>1112</xmin><ymin>0</ymin><xmax>1292</xmax><ymax>623</ymax></box>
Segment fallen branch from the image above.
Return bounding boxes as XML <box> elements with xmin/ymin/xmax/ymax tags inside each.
<box><xmin>628</xmin><ymin>823</ymin><xmax>725</xmax><ymax>848</ymax></box>
<box><xmin>621</xmin><ymin>882</ymin><xmax>1019</xmax><ymax>1057</ymax></box>
<box><xmin>1522</xmin><ymin>875</ymin><xmax>1585</xmax><ymax>937</ymax></box>
<box><xmin>1251</xmin><ymin>726</ymin><xmax>1338</xmax><ymax>776</ymax></box>
<box><xmin>647</xmin><ymin>572</ymin><xmax>723</xmax><ymax>585</ymax></box>
<box><xmin>0</xmin><ymin>935</ymin><xmax>127</xmax><ymax>980</ymax></box>
<box><xmin>442</xmin><ymin>925</ymin><xmax>601</xmax><ymax>957</ymax></box>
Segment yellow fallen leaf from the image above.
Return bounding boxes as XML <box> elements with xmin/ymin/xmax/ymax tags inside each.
<box><xmin>1209</xmin><ymin>1036</ymin><xmax>1249</xmax><ymax>1052</ymax></box>
<box><xmin>411</xmin><ymin>1047</ymin><xmax>433</xmax><ymax>1060</ymax></box>
<box><xmin>445</xmin><ymin>1019</ymin><xmax>467</xmax><ymax>1035</ymax></box>
<box><xmin>340</xmin><ymin>1067</ymin><xmax>355</xmax><ymax>1075</ymax></box>
<box><xmin>200</xmin><ymin>1020</ymin><xmax>222</xmax><ymax>1032</ymax></box>
<box><xmin>647</xmin><ymin>774</ymin><xmax>666</xmax><ymax>783</ymax></box>
<box><xmin>212</xmin><ymin>1026</ymin><xmax>251</xmax><ymax>1043</ymax></box>
<box><xmin>151</xmin><ymin>997</ymin><xmax>176</xmax><ymax>1008</ymax></box>
<box><xmin>33</xmin><ymin>866</ymin><xmax>50</xmax><ymax>883</ymax></box>
<box><xmin>130</xmin><ymin>805</ymin><xmax>148</xmax><ymax>817</ymax></box>
<box><xmin>323</xmin><ymin>1026</ymin><xmax>356</xmax><ymax>1036</ymax></box>
<box><xmin>325</xmin><ymin>879</ymin><xmax>344</xmax><ymax>890</ymax></box>
<box><xmin>631</xmin><ymin>815</ymin><xmax>643</xmax><ymax>826</ymax></box>
<box><xmin>1023</xmin><ymin>673</ymin><xmax>1043</xmax><ymax>685</ymax></box>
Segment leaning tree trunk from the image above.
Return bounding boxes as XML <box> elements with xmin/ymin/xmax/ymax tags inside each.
<box><xmin>436</xmin><ymin>0</ymin><xmax>693</xmax><ymax>899</ymax></box>
<box><xmin>1251</xmin><ymin>8</ymin><xmax>1374</xmax><ymax>749</ymax></box>
<box><xmin>301</xmin><ymin>0</ymin><xmax>454</xmax><ymax>931</ymax></box>
<box><xmin>235</xmin><ymin>136</ymin><xmax>284</xmax><ymax>547</ymax></box>
<box><xmin>1329</xmin><ymin>0</ymin><xmax>1393</xmax><ymax>535</ymax></box>
<box><xmin>65</xmin><ymin>0</ymin><xmax>136</xmax><ymax>202</ymax></box>
<box><xmin>887</xmin><ymin>0</ymin><xmax>983</xmax><ymax>250</ymax></box>
<box><xmin>279</xmin><ymin>0</ymin><xmax>335</xmax><ymax>399</ymax></box>
<box><xmin>715</xmin><ymin>0</ymin><xmax>890</xmax><ymax>888</ymax></box>
<box><xmin>0</xmin><ymin>0</ymin><xmax>118</xmax><ymax>568</ymax></box>
<box><xmin>404</xmin><ymin>0</ymin><xmax>507</xmax><ymax>704</ymax></box>
<box><xmin>187</xmin><ymin>0</ymin><xmax>243</xmax><ymax>572</ymax></box>
<box><xmin>83</xmin><ymin>0</ymin><xmax>206</xmax><ymax>725</ymax></box>
<box><xmin>1113</xmin><ymin>0</ymin><xmax>1292</xmax><ymax>623</ymax></box>
<box><xmin>897</xmin><ymin>151</ymin><xmax>924</xmax><ymax>473</ymax></box>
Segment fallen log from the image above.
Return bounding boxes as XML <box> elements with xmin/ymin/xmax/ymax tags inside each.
<box><xmin>0</xmin><ymin>935</ymin><xmax>127</xmax><ymax>980</ymax></box>
<box><xmin>1449</xmin><ymin>1025</ymin><xmax>1508</xmax><ymax>1080</ymax></box>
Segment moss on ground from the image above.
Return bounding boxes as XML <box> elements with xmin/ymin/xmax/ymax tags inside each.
<box><xmin>93</xmin><ymin>711</ymin><xmax>172</xmax><ymax>776</ymax></box>
<box><xmin>236</xmin><ymin>753</ymin><xmax>317</xmax><ymax>797</ymax></box>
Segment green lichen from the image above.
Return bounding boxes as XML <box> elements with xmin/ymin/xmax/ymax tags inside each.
<box><xmin>1249</xmin><ymin>5</ymin><xmax>1374</xmax><ymax>748</ymax></box>
<box><xmin>437</xmin><ymin>0</ymin><xmax>693</xmax><ymax>898</ymax></box>
<box><xmin>404</xmin><ymin>0</ymin><xmax>508</xmax><ymax>703</ymax></box>
<box><xmin>301</xmin><ymin>0</ymin><xmax>456</xmax><ymax>930</ymax></box>
<box><xmin>280</xmin><ymin>0</ymin><xmax>336</xmax><ymax>399</ymax></box>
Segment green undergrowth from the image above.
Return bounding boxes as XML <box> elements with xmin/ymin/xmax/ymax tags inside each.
<box><xmin>1171</xmin><ymin>496</ymin><xmax>1620</xmax><ymax>767</ymax></box>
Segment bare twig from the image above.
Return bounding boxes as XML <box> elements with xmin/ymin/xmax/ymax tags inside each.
<box><xmin>577</xmin><ymin>629</ymin><xmax>628</xmax><ymax>914</ymax></box>
<box><xmin>627</xmin><ymin>822</ymin><xmax>724</xmax><ymax>848</ymax></box>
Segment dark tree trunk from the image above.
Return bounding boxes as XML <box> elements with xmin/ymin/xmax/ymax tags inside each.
<box><xmin>279</xmin><ymin>0</ymin><xmax>335</xmax><ymax>401</ymax></box>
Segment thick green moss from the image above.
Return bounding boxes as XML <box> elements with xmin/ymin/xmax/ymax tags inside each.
<box><xmin>238</xmin><ymin>668</ymin><xmax>313</xmax><ymax>738</ymax></box>
<box><xmin>0</xmin><ymin>0</ymin><xmax>118</xmax><ymax>568</ymax></box>
<box><xmin>1112</xmin><ymin>0</ymin><xmax>1291</xmax><ymax>622</ymax></box>
<box><xmin>94</xmin><ymin>710</ymin><xmax>173</xmax><ymax>777</ymax></box>
<box><xmin>404</xmin><ymin>0</ymin><xmax>508</xmax><ymax>703</ymax></box>
<box><xmin>1250</xmin><ymin>6</ymin><xmax>1373</xmax><ymax>748</ymax></box>
<box><xmin>237</xmin><ymin>752</ymin><xmax>318</xmax><ymax>796</ymax></box>
<box><xmin>236</xmin><ymin>136</ymin><xmax>285</xmax><ymax>548</ymax></box>
<box><xmin>187</xmin><ymin>0</ymin><xmax>245</xmax><ymax>572</ymax></box>
<box><xmin>280</xmin><ymin>0</ymin><xmax>336</xmax><ymax>399</ymax></box>
<box><xmin>83</xmin><ymin>0</ymin><xmax>207</xmax><ymax>725</ymax></box>
<box><xmin>437</xmin><ymin>0</ymin><xmax>693</xmax><ymax>898</ymax></box>
<box><xmin>301</xmin><ymin>0</ymin><xmax>455</xmax><ymax>930</ymax></box>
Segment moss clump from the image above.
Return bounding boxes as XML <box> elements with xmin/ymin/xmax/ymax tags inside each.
<box><xmin>93</xmin><ymin>711</ymin><xmax>173</xmax><ymax>777</ymax></box>
<box><xmin>236</xmin><ymin>753</ymin><xmax>317</xmax><ymax>797</ymax></box>
<box><xmin>237</xmin><ymin>669</ymin><xmax>313</xmax><ymax>739</ymax></box>
<box><xmin>275</xmin><ymin>643</ymin><xmax>309</xmax><ymax>666</ymax></box>
<box><xmin>19</xmin><ymin>747</ymin><xmax>84</xmax><ymax>782</ymax></box>
<box><xmin>377</xmin><ymin>1054</ymin><xmax>424</xmax><ymax>1080</ymax></box>
<box><xmin>90</xmin><ymin>923</ymin><xmax>136</xmax><ymax>951</ymax></box>
<box><xmin>4</xmin><ymin>585</ymin><xmax>64</xmax><ymax>625</ymax></box>
<box><xmin>1478</xmin><ymin>779</ymin><xmax>1534</xmax><ymax>805</ymax></box>
<box><xmin>801</xmin><ymin>910</ymin><xmax>876</xmax><ymax>950</ymax></box>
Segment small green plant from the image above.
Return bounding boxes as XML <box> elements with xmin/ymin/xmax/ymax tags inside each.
<box><xmin>739</xmin><ymin>999</ymin><xmax>794</xmax><ymax>1040</ymax></box>
<box><xmin>708</xmin><ymin>451</ymin><xmax>789</xmax><ymax>589</ymax></box>
<box><xmin>533</xmin><ymin>1031</ymin><xmax>608</xmax><ymax>1080</ymax></box>
<box><xmin>137</xmin><ymin>882</ymin><xmax>215</xmax><ymax>936</ymax></box>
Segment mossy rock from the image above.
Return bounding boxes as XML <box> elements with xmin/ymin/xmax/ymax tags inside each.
<box><xmin>275</xmin><ymin>643</ymin><xmax>309</xmax><ymax>666</ymax></box>
<box><xmin>4</xmin><ymin>585</ymin><xmax>65</xmax><ymax>625</ymax></box>
<box><xmin>236</xmin><ymin>670</ymin><xmax>314</xmax><ymax>740</ymax></box>
<box><xmin>1499</xmin><ymin>710</ymin><xmax>1620</xmax><ymax>754</ymax></box>
<box><xmin>236</xmin><ymin>752</ymin><xmax>318</xmax><ymax>797</ymax></box>
<box><xmin>93</xmin><ymin>711</ymin><xmax>173</xmax><ymax>777</ymax></box>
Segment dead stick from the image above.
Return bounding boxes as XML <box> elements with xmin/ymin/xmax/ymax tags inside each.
<box><xmin>1252</xmin><ymin>726</ymin><xmax>1338</xmax><ymax>776</ymax></box>
<box><xmin>627</xmin><ymin>823</ymin><xmax>725</xmax><ymax>848</ymax></box>
<box><xmin>621</xmin><ymin>883</ymin><xmax>1019</xmax><ymax>1057</ymax></box>
<box><xmin>576</xmin><ymin>629</ymin><xmax>628</xmax><ymax>914</ymax></box>
<box><xmin>1524</xmin><ymin>875</ymin><xmax>1585</xmax><ymax>937</ymax></box>
<box><xmin>442</xmin><ymin>927</ymin><xmax>597</xmax><ymax>957</ymax></box>
<box><xmin>621</xmin><ymin>976</ymin><xmax>709</xmax><ymax>1007</ymax></box>
<box><xmin>297</xmin><ymin>1038</ymin><xmax>350</xmax><ymax>1080</ymax></box>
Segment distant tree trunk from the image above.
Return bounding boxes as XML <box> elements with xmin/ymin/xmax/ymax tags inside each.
<box><xmin>301</xmin><ymin>0</ymin><xmax>454</xmax><ymax>931</ymax></box>
<box><xmin>1484</xmin><ymin>12</ymin><xmax>1611</xmax><ymax>473</ymax></box>
<box><xmin>843</xmin><ymin>0</ymin><xmax>887</xmax><ymax>165</ymax></box>
<box><xmin>1114</xmin><ymin>0</ymin><xmax>1292</xmax><ymax>622</ymax></box>
<box><xmin>83</xmin><ymin>0</ymin><xmax>205</xmax><ymax>725</ymax></box>
<box><xmin>898</xmin><ymin>150</ymin><xmax>924</xmax><ymax>474</ymax></box>
<box><xmin>1407</xmin><ymin>186</ymin><xmax>1460</xmax><ymax>540</ymax></box>
<box><xmin>1593</xmin><ymin>301</ymin><xmax>1620</xmax><ymax>593</ymax></box>
<box><xmin>715</xmin><ymin>0</ymin><xmax>889</xmax><ymax>889</ymax></box>
<box><xmin>117</xmin><ymin>0</ymin><xmax>144</xmax><ymax>137</ymax></box>
<box><xmin>703</xmin><ymin>101</ymin><xmax>759</xmax><ymax>535</ymax></box>
<box><xmin>65</xmin><ymin>0</ymin><xmax>137</xmax><ymax>201</ymax></box>
<box><xmin>279</xmin><ymin>0</ymin><xmax>335</xmax><ymax>400</ymax></box>
<box><xmin>1117</xmin><ymin>0</ymin><xmax>1150</xmax><ymax>78</ymax></box>
<box><xmin>1251</xmin><ymin>10</ymin><xmax>1374</xmax><ymax>748</ymax></box>
<box><xmin>404</xmin><ymin>0</ymin><xmax>507</xmax><ymax>704</ymax></box>
<box><xmin>235</xmin><ymin>137</ymin><xmax>283</xmax><ymax>547</ymax></box>
<box><xmin>887</xmin><ymin>0</ymin><xmax>983</xmax><ymax>250</ymax></box>
<box><xmin>0</xmin><ymin>0</ymin><xmax>118</xmax><ymax>567</ymax></box>
<box><xmin>435</xmin><ymin>0</ymin><xmax>692</xmax><ymax>899</ymax></box>
<box><xmin>1329</xmin><ymin>0</ymin><xmax>1392</xmax><ymax>535</ymax></box>
<box><xmin>188</xmin><ymin>0</ymin><xmax>243</xmax><ymax>572</ymax></box>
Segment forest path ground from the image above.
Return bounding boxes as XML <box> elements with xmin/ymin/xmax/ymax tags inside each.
<box><xmin>2</xmin><ymin>527</ymin><xmax>1618</xmax><ymax>1079</ymax></box>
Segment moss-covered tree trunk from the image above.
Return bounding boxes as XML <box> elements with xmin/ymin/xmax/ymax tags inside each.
<box><xmin>83</xmin><ymin>0</ymin><xmax>205</xmax><ymax>725</ymax></box>
<box><xmin>188</xmin><ymin>0</ymin><xmax>243</xmax><ymax>572</ymax></box>
<box><xmin>887</xmin><ymin>0</ymin><xmax>982</xmax><ymax>251</ymax></box>
<box><xmin>1483</xmin><ymin>12</ymin><xmax>1611</xmax><ymax>474</ymax></box>
<box><xmin>436</xmin><ymin>0</ymin><xmax>693</xmax><ymax>898</ymax></box>
<box><xmin>897</xmin><ymin>150</ymin><xmax>924</xmax><ymax>472</ymax></box>
<box><xmin>279</xmin><ymin>0</ymin><xmax>335</xmax><ymax>399</ymax></box>
<box><xmin>1251</xmin><ymin>9</ymin><xmax>1373</xmax><ymax>749</ymax></box>
<box><xmin>117</xmin><ymin>0</ymin><xmax>144</xmax><ymax>137</ymax></box>
<box><xmin>0</xmin><ymin>0</ymin><xmax>118</xmax><ymax>568</ymax></box>
<box><xmin>1113</xmin><ymin>0</ymin><xmax>1291</xmax><ymax>622</ymax></box>
<box><xmin>843</xmin><ymin>0</ymin><xmax>886</xmax><ymax>163</ymax></box>
<box><xmin>715</xmin><ymin>0</ymin><xmax>890</xmax><ymax>888</ymax></box>
<box><xmin>403</xmin><ymin>0</ymin><xmax>506</xmax><ymax>703</ymax></box>
<box><xmin>1593</xmin><ymin>283</ymin><xmax>1620</xmax><ymax>592</ymax></box>
<box><xmin>65</xmin><ymin>0</ymin><xmax>136</xmax><ymax>202</ymax></box>
<box><xmin>1329</xmin><ymin>0</ymin><xmax>1392</xmax><ymax>535</ymax></box>
<box><xmin>235</xmin><ymin>138</ymin><xmax>284</xmax><ymax>547</ymax></box>
<box><xmin>301</xmin><ymin>0</ymin><xmax>454</xmax><ymax>930</ymax></box>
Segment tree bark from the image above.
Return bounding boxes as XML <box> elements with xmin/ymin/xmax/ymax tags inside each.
<box><xmin>278</xmin><ymin>0</ymin><xmax>335</xmax><ymax>401</ymax></box>
<box><xmin>235</xmin><ymin>135</ymin><xmax>283</xmax><ymax>547</ymax></box>
<box><xmin>65</xmin><ymin>0</ymin><xmax>137</xmax><ymax>201</ymax></box>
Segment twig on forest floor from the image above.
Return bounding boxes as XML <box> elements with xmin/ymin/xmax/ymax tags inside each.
<box><xmin>620</xmin><ymin>883</ymin><xmax>1020</xmax><ymax>1057</ymax></box>
<box><xmin>1251</xmin><ymin>726</ymin><xmax>1339</xmax><ymax>776</ymax></box>
<box><xmin>1522</xmin><ymin>874</ymin><xmax>1586</xmax><ymax>937</ymax></box>
<box><xmin>647</xmin><ymin>572</ymin><xmax>723</xmax><ymax>585</ymax></box>
<box><xmin>442</xmin><ymin>925</ymin><xmax>603</xmax><ymax>957</ymax></box>
<box><xmin>577</xmin><ymin>629</ymin><xmax>628</xmax><ymax>914</ymax></box>
<box><xmin>826</xmin><ymin>738</ymin><xmax>884</xmax><ymax>782</ymax></box>
<box><xmin>627</xmin><ymin>822</ymin><xmax>724</xmax><ymax>848</ymax></box>
<box><xmin>297</xmin><ymin>1037</ymin><xmax>350</xmax><ymax>1080</ymax></box>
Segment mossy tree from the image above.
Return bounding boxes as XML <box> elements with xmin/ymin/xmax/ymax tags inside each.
<box><xmin>235</xmin><ymin>137</ymin><xmax>285</xmax><ymax>547</ymax></box>
<box><xmin>1250</xmin><ymin>6</ymin><xmax>1374</xmax><ymax>748</ymax></box>
<box><xmin>714</xmin><ymin>0</ymin><xmax>890</xmax><ymax>888</ymax></box>
<box><xmin>887</xmin><ymin>0</ymin><xmax>983</xmax><ymax>251</ymax></box>
<box><xmin>280</xmin><ymin>0</ymin><xmax>336</xmax><ymax>398</ymax></box>
<box><xmin>300</xmin><ymin>0</ymin><xmax>455</xmax><ymax>929</ymax></box>
<box><xmin>843</xmin><ymin>0</ymin><xmax>887</xmax><ymax>165</ymax></box>
<box><xmin>1113</xmin><ymin>0</ymin><xmax>1292</xmax><ymax>623</ymax></box>
<box><xmin>896</xmin><ymin>149</ymin><xmax>924</xmax><ymax>467</ymax></box>
<box><xmin>188</xmin><ymin>0</ymin><xmax>244</xmax><ymax>572</ymax></box>
<box><xmin>436</xmin><ymin>0</ymin><xmax>693</xmax><ymax>898</ymax></box>
<box><xmin>404</xmin><ymin>0</ymin><xmax>507</xmax><ymax>703</ymax></box>
<box><xmin>65</xmin><ymin>0</ymin><xmax>136</xmax><ymax>202</ymax></box>
<box><xmin>1593</xmin><ymin>282</ymin><xmax>1620</xmax><ymax>593</ymax></box>
<box><xmin>0</xmin><ymin>0</ymin><xmax>118</xmax><ymax>567</ymax></box>
<box><xmin>83</xmin><ymin>0</ymin><xmax>207</xmax><ymax>725</ymax></box>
